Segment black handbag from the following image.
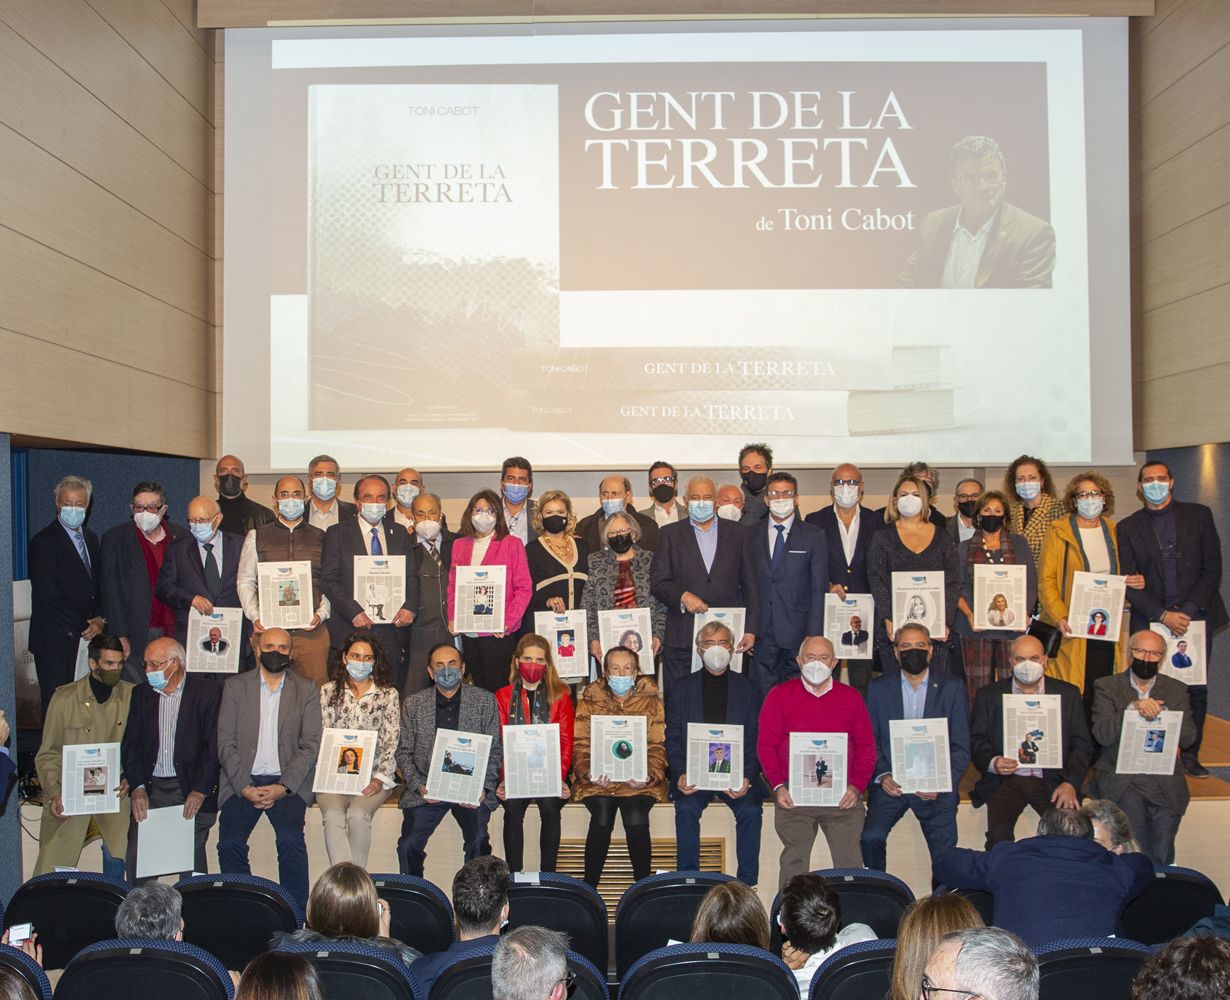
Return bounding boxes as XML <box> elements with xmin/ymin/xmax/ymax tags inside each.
<box><xmin>1028</xmin><ymin>617</ymin><xmax>1063</xmax><ymax>658</ymax></box>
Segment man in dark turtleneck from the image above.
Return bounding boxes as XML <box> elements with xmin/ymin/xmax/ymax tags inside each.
<box><xmin>214</xmin><ymin>454</ymin><xmax>275</xmax><ymax>537</ymax></box>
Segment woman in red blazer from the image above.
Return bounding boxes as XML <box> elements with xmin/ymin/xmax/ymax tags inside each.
<box><xmin>495</xmin><ymin>633</ymin><xmax>575</xmax><ymax>873</ymax></box>
<box><xmin>447</xmin><ymin>489</ymin><xmax>533</xmax><ymax>692</ymax></box>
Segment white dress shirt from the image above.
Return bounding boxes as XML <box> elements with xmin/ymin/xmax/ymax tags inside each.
<box><xmin>940</xmin><ymin>212</ymin><xmax>995</xmax><ymax>289</ymax></box>
<box><xmin>768</xmin><ymin>513</ymin><xmax>795</xmax><ymax>557</ymax></box>
<box><xmin>836</xmin><ymin>507</ymin><xmax>861</xmax><ymax>567</ymax></box>
<box><xmin>236</xmin><ymin>526</ymin><xmax>331</xmax><ymax>624</ymax></box>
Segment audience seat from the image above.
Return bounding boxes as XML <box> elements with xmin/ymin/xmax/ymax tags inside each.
<box><xmin>618</xmin><ymin>943</ymin><xmax>798</xmax><ymax>1000</ymax></box>
<box><xmin>769</xmin><ymin>869</ymin><xmax>915</xmax><ymax>951</ymax></box>
<box><xmin>4</xmin><ymin>871</ymin><xmax>129</xmax><ymax>970</ymax></box>
<box><xmin>808</xmin><ymin>939</ymin><xmax>898</xmax><ymax>1000</ymax></box>
<box><xmin>370</xmin><ymin>873</ymin><xmax>455</xmax><ymax>955</ymax></box>
<box><xmin>175</xmin><ymin>873</ymin><xmax>303</xmax><ymax>971</ymax></box>
<box><xmin>1120</xmin><ymin>866</ymin><xmax>1222</xmax><ymax>945</ymax></box>
<box><xmin>505</xmin><ymin>871</ymin><xmax>609</xmax><ymax>973</ymax></box>
<box><xmin>0</xmin><ymin>942</ymin><xmax>53</xmax><ymax>1000</ymax></box>
<box><xmin>275</xmin><ymin>938</ymin><xmax>421</xmax><ymax>1000</ymax></box>
<box><xmin>1035</xmin><ymin>937</ymin><xmax>1152</xmax><ymax>1000</ymax></box>
<box><xmin>614</xmin><ymin>871</ymin><xmax>735</xmax><ymax>980</ymax></box>
<box><xmin>933</xmin><ymin>885</ymin><xmax>995</xmax><ymax>926</ymax></box>
<box><xmin>429</xmin><ymin>939</ymin><xmax>607</xmax><ymax>1000</ymax></box>
<box><xmin>55</xmin><ymin>938</ymin><xmax>235</xmax><ymax>1000</ymax></box>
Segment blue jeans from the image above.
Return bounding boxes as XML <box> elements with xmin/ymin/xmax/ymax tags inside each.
<box><xmin>101</xmin><ymin>843</ymin><xmax>126</xmax><ymax>882</ymax></box>
<box><xmin>673</xmin><ymin>788</ymin><xmax>763</xmax><ymax>886</ymax></box>
<box><xmin>217</xmin><ymin>774</ymin><xmax>309</xmax><ymax>910</ymax></box>
<box><xmin>397</xmin><ymin>802</ymin><xmax>492</xmax><ymax>877</ymax></box>
<box><xmin>860</xmin><ymin>786</ymin><xmax>957</xmax><ymax>876</ymax></box>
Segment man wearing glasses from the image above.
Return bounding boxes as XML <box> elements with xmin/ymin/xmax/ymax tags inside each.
<box><xmin>921</xmin><ymin>926</ymin><xmax>1039</xmax><ymax>1000</ymax></box>
<box><xmin>101</xmin><ymin>481</ymin><xmax>187</xmax><ymax>684</ymax></box>
<box><xmin>946</xmin><ymin>478</ymin><xmax>985</xmax><ymax>545</ymax></box>
<box><xmin>648</xmin><ymin>461</ymin><xmax>685</xmax><ymax>526</ymax></box>
<box><xmin>491</xmin><ymin>925</ymin><xmax>571</xmax><ymax>1000</ymax></box>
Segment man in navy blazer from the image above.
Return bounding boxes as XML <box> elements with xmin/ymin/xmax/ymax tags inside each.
<box><xmin>28</xmin><ymin>475</ymin><xmax>106</xmax><ymax>717</ymax></box>
<box><xmin>749</xmin><ymin>472</ymin><xmax>829</xmax><ymax>697</ymax></box>
<box><xmin>666</xmin><ymin>622</ymin><xmax>763</xmax><ymax>885</ymax></box>
<box><xmin>651</xmin><ymin>475</ymin><xmax>760</xmax><ymax>689</ymax></box>
<box><xmin>121</xmin><ymin>635</ymin><xmax>221</xmax><ymax>880</ymax></box>
<box><xmin>933</xmin><ymin>807</ymin><xmax>1153</xmax><ymax>948</ymax></box>
<box><xmin>805</xmin><ymin>464</ymin><xmax>882</xmax><ymax>698</ymax></box>
<box><xmin>861</xmin><ymin>623</ymin><xmax>970</xmax><ymax>875</ymax></box>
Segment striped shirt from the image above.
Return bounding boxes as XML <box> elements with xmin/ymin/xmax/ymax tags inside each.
<box><xmin>152</xmin><ymin>681</ymin><xmax>186</xmax><ymax>778</ymax></box>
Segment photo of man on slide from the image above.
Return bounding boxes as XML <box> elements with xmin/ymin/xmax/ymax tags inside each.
<box><xmin>900</xmin><ymin>135</ymin><xmax>1056</xmax><ymax>289</ymax></box>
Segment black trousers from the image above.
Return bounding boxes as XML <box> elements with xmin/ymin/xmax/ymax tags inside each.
<box><xmin>501</xmin><ymin>796</ymin><xmax>564</xmax><ymax>873</ymax></box>
<box><xmin>462</xmin><ymin>635</ymin><xmax>519</xmax><ymax>693</ymax></box>
<box><xmin>983</xmin><ymin>776</ymin><xmax>1052</xmax><ymax>849</ymax></box>
<box><xmin>582</xmin><ymin>795</ymin><xmax>654</xmax><ymax>887</ymax></box>
<box><xmin>1082</xmin><ymin>641</ymin><xmax>1116</xmax><ymax>726</ymax></box>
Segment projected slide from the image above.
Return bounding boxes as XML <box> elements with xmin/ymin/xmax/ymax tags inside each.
<box><xmin>224</xmin><ymin>21</ymin><xmax>1130</xmax><ymax>471</ymax></box>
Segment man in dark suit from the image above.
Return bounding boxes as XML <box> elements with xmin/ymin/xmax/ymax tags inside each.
<box><xmin>1117</xmin><ymin>460</ymin><xmax>1226</xmax><ymax>777</ymax></box>
<box><xmin>201</xmin><ymin>628</ymin><xmax>228</xmax><ymax>654</ymax></box>
<box><xmin>213</xmin><ymin>455</ymin><xmax>275</xmax><ymax>536</ymax></box>
<box><xmin>155</xmin><ymin>496</ymin><xmax>248</xmax><ymax>656</ymax></box>
<box><xmin>28</xmin><ymin>474</ymin><xmax>105</xmax><ymax>716</ymax></box>
<box><xmin>749</xmin><ymin>471</ymin><xmax>829</xmax><ymax>697</ymax></box>
<box><xmin>666</xmin><ymin>622</ymin><xmax>763</xmax><ymax>885</ymax></box>
<box><xmin>805</xmin><ymin>464</ymin><xmax>883</xmax><ymax>698</ymax></box>
<box><xmin>321</xmin><ymin>475</ymin><xmax>419</xmax><ymax>684</ymax></box>
<box><xmin>403</xmin><ymin>492</ymin><xmax>457</xmax><ymax>695</ymax></box>
<box><xmin>305</xmin><ymin>454</ymin><xmax>357</xmax><ymax>532</ymax></box>
<box><xmin>121</xmin><ymin>635</ymin><xmax>222</xmax><ymax>880</ymax></box>
<box><xmin>651</xmin><ymin>475</ymin><xmax>760</xmax><ymax>688</ymax></box>
<box><xmin>575</xmin><ymin>475</ymin><xmax>660</xmax><ymax>552</ymax></box>
<box><xmin>861</xmin><ymin>623</ymin><xmax>970</xmax><ymax>876</ymax></box>
<box><xmin>969</xmin><ymin>634</ymin><xmax>1093</xmax><ymax>847</ymax></box>
<box><xmin>934</xmin><ymin>808</ymin><xmax>1152</xmax><ymax>948</ymax></box>
<box><xmin>1088</xmin><ymin>629</ymin><xmax>1197</xmax><ymax>867</ymax></box>
<box><xmin>101</xmin><ymin>481</ymin><xmax>187</xmax><ymax>685</ymax></box>
<box><xmin>840</xmin><ymin>616</ymin><xmax>870</xmax><ymax>653</ymax></box>
<box><xmin>900</xmin><ymin>135</ymin><xmax>1055</xmax><ymax>289</ymax></box>
<box><xmin>946</xmin><ymin>478</ymin><xmax>984</xmax><ymax>546</ymax></box>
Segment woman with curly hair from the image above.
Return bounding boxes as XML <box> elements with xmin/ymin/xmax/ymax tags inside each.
<box><xmin>1003</xmin><ymin>455</ymin><xmax>1066</xmax><ymax>568</ymax></box>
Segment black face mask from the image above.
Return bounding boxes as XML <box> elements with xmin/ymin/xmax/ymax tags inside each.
<box><xmin>651</xmin><ymin>484</ymin><xmax>676</xmax><ymax>504</ymax></box>
<box><xmin>899</xmin><ymin>648</ymin><xmax>930</xmax><ymax>675</ymax></box>
<box><xmin>608</xmin><ymin>533</ymin><xmax>634</xmax><ymax>555</ymax></box>
<box><xmin>218</xmin><ymin>474</ymin><xmax>243</xmax><ymax>499</ymax></box>
<box><xmin>741</xmin><ymin>471</ymin><xmax>767</xmax><ymax>494</ymax></box>
<box><xmin>957</xmin><ymin>500</ymin><xmax>978</xmax><ymax>519</ymax></box>
<box><xmin>542</xmin><ymin>514</ymin><xmax>568</xmax><ymax>535</ymax></box>
<box><xmin>978</xmin><ymin>513</ymin><xmax>1005</xmax><ymax>533</ymax></box>
<box><xmin>1130</xmin><ymin>657</ymin><xmax>1159</xmax><ymax>681</ymax></box>
<box><xmin>260</xmin><ymin>651</ymin><xmax>291</xmax><ymax>674</ymax></box>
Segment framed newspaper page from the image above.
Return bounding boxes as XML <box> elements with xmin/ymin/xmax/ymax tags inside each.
<box><xmin>687</xmin><ymin>723</ymin><xmax>742</xmax><ymax>792</ymax></box>
<box><xmin>503</xmin><ymin>723</ymin><xmax>562</xmax><ymax>799</ymax></box>
<box><xmin>972</xmin><ymin>565</ymin><xmax>1028</xmax><ymax>632</ymax></box>
<box><xmin>890</xmin><ymin>718</ymin><xmax>952</xmax><ymax>794</ymax></box>
<box><xmin>534</xmin><ymin>610</ymin><xmax>588</xmax><ymax>681</ymax></box>
<box><xmin>690</xmin><ymin>608</ymin><xmax>746</xmax><ymax>673</ymax></box>
<box><xmin>591</xmin><ymin>715</ymin><xmax>647</xmax><ymax>783</ymax></box>
<box><xmin>1153</xmin><ymin>620</ymin><xmax>1207</xmax><ymax>686</ymax></box>
<box><xmin>353</xmin><ymin>556</ymin><xmax>406</xmax><ymax>625</ymax></box>
<box><xmin>257</xmin><ymin>561</ymin><xmax>314</xmax><ymax>631</ymax></box>
<box><xmin>1002</xmin><ymin>694</ymin><xmax>1063</xmax><ymax>770</ymax></box>
<box><xmin>824</xmin><ymin>593</ymin><xmax>874</xmax><ymax>659</ymax></box>
<box><xmin>1116</xmin><ymin>710</ymin><xmax>1183</xmax><ymax>775</ymax></box>
<box><xmin>61</xmin><ymin>743</ymin><xmax>122</xmax><ymax>816</ymax></box>
<box><xmin>1068</xmin><ymin>571</ymin><xmax>1126</xmax><ymax>643</ymax></box>
<box><xmin>453</xmin><ymin>565</ymin><xmax>506</xmax><ymax>634</ymax></box>
<box><xmin>597</xmin><ymin>608</ymin><xmax>654</xmax><ymax>675</ymax></box>
<box><xmin>312</xmin><ymin>728</ymin><xmax>378</xmax><ymax>796</ymax></box>
<box><xmin>186</xmin><ymin>606</ymin><xmax>244</xmax><ymax>673</ymax></box>
<box><xmin>426</xmin><ymin>729</ymin><xmax>493</xmax><ymax>806</ymax></box>
<box><xmin>892</xmin><ymin>571</ymin><xmax>947</xmax><ymax>640</ymax></box>
<box><xmin>789</xmin><ymin>732</ymin><xmax>847</xmax><ymax>807</ymax></box>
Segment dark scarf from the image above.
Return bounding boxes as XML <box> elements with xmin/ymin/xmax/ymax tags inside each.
<box><xmin>510</xmin><ymin>679</ymin><xmax>550</xmax><ymax>725</ymax></box>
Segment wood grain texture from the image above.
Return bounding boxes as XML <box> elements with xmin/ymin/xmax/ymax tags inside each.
<box><xmin>1135</xmin><ymin>361</ymin><xmax>1230</xmax><ymax>451</ymax></box>
<box><xmin>1139</xmin><ymin>120</ymin><xmax>1230</xmax><ymax>244</ymax></box>
<box><xmin>1138</xmin><ymin>40</ymin><xmax>1230</xmax><ymax>173</ymax></box>
<box><xmin>1134</xmin><ymin>283</ymin><xmax>1230</xmax><ymax>383</ymax></box>
<box><xmin>1136</xmin><ymin>0</ymin><xmax>1230</xmax><ymax>103</ymax></box>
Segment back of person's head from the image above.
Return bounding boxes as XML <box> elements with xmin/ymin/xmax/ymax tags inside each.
<box><xmin>492</xmin><ymin>926</ymin><xmax>569</xmax><ymax>1000</ymax></box>
<box><xmin>940</xmin><ymin>927</ymin><xmax>1038</xmax><ymax>1000</ymax></box>
<box><xmin>1132</xmin><ymin>936</ymin><xmax>1230</xmax><ymax>1000</ymax></box>
<box><xmin>890</xmin><ymin>895</ymin><xmax>985</xmax><ymax>1000</ymax></box>
<box><xmin>236</xmin><ymin>952</ymin><xmax>324</xmax><ymax>1000</ymax></box>
<box><xmin>115</xmin><ymin>883</ymin><xmax>184</xmax><ymax>939</ymax></box>
<box><xmin>779</xmin><ymin>873</ymin><xmax>841</xmax><ymax>956</ymax></box>
<box><xmin>452</xmin><ymin>856</ymin><xmax>510</xmax><ymax>937</ymax></box>
<box><xmin>0</xmin><ymin>967</ymin><xmax>37</xmax><ymax>1000</ymax></box>
<box><xmin>305</xmin><ymin>862</ymin><xmax>381</xmax><ymax>939</ymax></box>
<box><xmin>689</xmin><ymin>881</ymin><xmax>769</xmax><ymax>950</ymax></box>
<box><xmin>1036</xmin><ymin>807</ymin><xmax>1094</xmax><ymax>839</ymax></box>
<box><xmin>1081</xmin><ymin>798</ymin><xmax>1141</xmax><ymax>854</ymax></box>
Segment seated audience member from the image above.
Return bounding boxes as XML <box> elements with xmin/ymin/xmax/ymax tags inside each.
<box><xmin>236</xmin><ymin>952</ymin><xmax>324</xmax><ymax>1000</ymax></box>
<box><xmin>0</xmin><ymin>969</ymin><xmax>36</xmax><ymax>1000</ymax></box>
<box><xmin>933</xmin><ymin>807</ymin><xmax>1153</xmax><ymax>947</ymax></box>
<box><xmin>923</xmin><ymin>927</ymin><xmax>1039</xmax><ymax>1000</ymax></box>
<box><xmin>889</xmin><ymin>895</ymin><xmax>984</xmax><ymax>1000</ymax></box>
<box><xmin>116</xmin><ymin>883</ymin><xmax>185</xmax><ymax>939</ymax></box>
<box><xmin>688</xmin><ymin>881</ymin><xmax>770</xmax><ymax>949</ymax></box>
<box><xmin>492</xmin><ymin>926</ymin><xmax>571</xmax><ymax>1000</ymax></box>
<box><xmin>409</xmin><ymin>856</ymin><xmax>510</xmax><ymax>997</ymax></box>
<box><xmin>1131</xmin><ymin>936</ymin><xmax>1230</xmax><ymax>1000</ymax></box>
<box><xmin>1081</xmin><ymin>798</ymin><xmax>1141</xmax><ymax>855</ymax></box>
<box><xmin>778</xmin><ymin>873</ymin><xmax>876</xmax><ymax>996</ymax></box>
<box><xmin>272</xmin><ymin>862</ymin><xmax>417</xmax><ymax>964</ymax></box>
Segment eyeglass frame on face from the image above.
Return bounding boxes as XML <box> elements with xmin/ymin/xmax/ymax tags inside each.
<box><xmin>920</xmin><ymin>976</ymin><xmax>980</xmax><ymax>999</ymax></box>
<box><xmin>143</xmin><ymin>656</ymin><xmax>180</xmax><ymax>670</ymax></box>
<box><xmin>1074</xmin><ymin>490</ymin><xmax>1104</xmax><ymax>500</ymax></box>
<box><xmin>554</xmin><ymin>970</ymin><xmax>576</xmax><ymax>995</ymax></box>
<box><xmin>799</xmin><ymin>650</ymin><xmax>835</xmax><ymax>665</ymax></box>
<box><xmin>832</xmin><ymin>478</ymin><xmax>862</xmax><ymax>487</ymax></box>
<box><xmin>766</xmin><ymin>489</ymin><xmax>796</xmax><ymax>499</ymax></box>
<box><xmin>895</xmin><ymin>637</ymin><xmax>932</xmax><ymax>652</ymax></box>
<box><xmin>1128</xmin><ymin>645</ymin><xmax>1164</xmax><ymax>661</ymax></box>
<box><xmin>131</xmin><ymin>502</ymin><xmax>167</xmax><ymax>514</ymax></box>
<box><xmin>650</xmin><ymin>475</ymin><xmax>676</xmax><ymax>486</ymax></box>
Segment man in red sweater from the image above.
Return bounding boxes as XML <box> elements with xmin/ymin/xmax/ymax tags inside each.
<box><xmin>758</xmin><ymin>635</ymin><xmax>876</xmax><ymax>889</ymax></box>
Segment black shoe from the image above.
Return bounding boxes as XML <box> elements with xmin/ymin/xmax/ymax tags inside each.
<box><xmin>1184</xmin><ymin>759</ymin><xmax>1211</xmax><ymax>778</ymax></box>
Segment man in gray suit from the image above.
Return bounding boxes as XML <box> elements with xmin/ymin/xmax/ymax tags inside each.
<box><xmin>396</xmin><ymin>643</ymin><xmax>502</xmax><ymax>876</ymax></box>
<box><xmin>216</xmin><ymin>627</ymin><xmax>322</xmax><ymax>909</ymax></box>
<box><xmin>1088</xmin><ymin>629</ymin><xmax>1196</xmax><ymax>866</ymax></box>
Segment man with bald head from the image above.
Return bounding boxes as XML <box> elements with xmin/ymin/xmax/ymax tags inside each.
<box><xmin>121</xmin><ymin>636</ymin><xmax>222</xmax><ymax>880</ymax></box>
<box><xmin>305</xmin><ymin>454</ymin><xmax>356</xmax><ymax>531</ymax></box>
<box><xmin>214</xmin><ymin>455</ymin><xmax>274</xmax><ymax>536</ymax></box>
<box><xmin>715</xmin><ymin>484</ymin><xmax>745</xmax><ymax>521</ymax></box>
<box><xmin>236</xmin><ymin>476</ymin><xmax>332</xmax><ymax>685</ymax></box>
<box><xmin>404</xmin><ymin>492</ymin><xmax>459</xmax><ymax>694</ymax></box>
<box><xmin>575</xmin><ymin>474</ymin><xmax>659</xmax><ymax>553</ymax></box>
<box><xmin>386</xmin><ymin>467</ymin><xmax>426</xmax><ymax>532</ymax></box>
<box><xmin>216</xmin><ymin>627</ymin><xmax>322</xmax><ymax>909</ymax></box>
<box><xmin>968</xmin><ymin>634</ymin><xmax>1092</xmax><ymax>847</ymax></box>
<box><xmin>652</xmin><ymin>474</ymin><xmax>760</xmax><ymax>687</ymax></box>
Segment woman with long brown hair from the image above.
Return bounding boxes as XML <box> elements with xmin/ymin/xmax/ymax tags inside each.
<box><xmin>889</xmin><ymin>894</ymin><xmax>985</xmax><ymax>1000</ymax></box>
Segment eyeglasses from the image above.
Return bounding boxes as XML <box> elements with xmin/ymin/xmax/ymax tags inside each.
<box><xmin>954</xmin><ymin>493</ymin><xmax>980</xmax><ymax>502</ymax></box>
<box><xmin>1128</xmin><ymin>647</ymin><xmax>1163</xmax><ymax>660</ymax></box>
<box><xmin>833</xmin><ymin>479</ymin><xmax>862</xmax><ymax>487</ymax></box>
<box><xmin>650</xmin><ymin>476</ymin><xmax>676</xmax><ymax>486</ymax></box>
<box><xmin>131</xmin><ymin>503</ymin><xmax>166</xmax><ymax>514</ymax></box>
<box><xmin>766</xmin><ymin>490</ymin><xmax>796</xmax><ymax>499</ymax></box>
<box><xmin>1074</xmin><ymin>490</ymin><xmax>1104</xmax><ymax>500</ymax></box>
<box><xmin>143</xmin><ymin>657</ymin><xmax>180</xmax><ymax>670</ymax></box>
<box><xmin>800</xmin><ymin>654</ymin><xmax>835</xmax><ymax>665</ymax></box>
<box><xmin>920</xmin><ymin>977</ymin><xmax>980</xmax><ymax>999</ymax></box>
<box><xmin>554</xmin><ymin>970</ymin><xmax>576</xmax><ymax>996</ymax></box>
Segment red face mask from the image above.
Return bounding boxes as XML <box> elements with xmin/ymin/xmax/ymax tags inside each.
<box><xmin>518</xmin><ymin>661</ymin><xmax>546</xmax><ymax>684</ymax></box>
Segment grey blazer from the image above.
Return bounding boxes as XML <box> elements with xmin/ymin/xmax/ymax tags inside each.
<box><xmin>583</xmin><ymin>548</ymin><xmax>667</xmax><ymax>643</ymax></box>
<box><xmin>217</xmin><ymin>669</ymin><xmax>323</xmax><ymax>806</ymax></box>
<box><xmin>1089</xmin><ymin>671</ymin><xmax>1196</xmax><ymax>815</ymax></box>
<box><xmin>396</xmin><ymin>685</ymin><xmax>502</xmax><ymax>810</ymax></box>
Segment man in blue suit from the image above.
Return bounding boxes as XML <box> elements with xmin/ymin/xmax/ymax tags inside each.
<box><xmin>665</xmin><ymin>621</ymin><xmax>762</xmax><ymax>885</ymax></box>
<box><xmin>861</xmin><ymin>623</ymin><xmax>970</xmax><ymax>875</ymax></box>
<box><xmin>749</xmin><ymin>472</ymin><xmax>829</xmax><ymax>698</ymax></box>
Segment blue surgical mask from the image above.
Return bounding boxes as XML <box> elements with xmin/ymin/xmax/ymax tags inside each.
<box><xmin>59</xmin><ymin>506</ymin><xmax>87</xmax><ymax>529</ymax></box>
<box><xmin>1142</xmin><ymin>481</ymin><xmax>1170</xmax><ymax>505</ymax></box>
<box><xmin>190</xmin><ymin>521</ymin><xmax>217</xmax><ymax>543</ymax></box>
<box><xmin>311</xmin><ymin>477</ymin><xmax>337</xmax><ymax>501</ymax></box>
<box><xmin>147</xmin><ymin>669</ymin><xmax>169</xmax><ymax>691</ymax></box>
<box><xmin>360</xmin><ymin>503</ymin><xmax>386</xmax><ymax>525</ymax></box>
<box><xmin>1016</xmin><ymin>481</ymin><xmax>1042</xmax><ymax>502</ymax></box>
<box><xmin>434</xmin><ymin>666</ymin><xmax>463</xmax><ymax>691</ymax></box>
<box><xmin>346</xmin><ymin>660</ymin><xmax>374</xmax><ymax>681</ymax></box>
<box><xmin>503</xmin><ymin>483</ymin><xmax>530</xmax><ymax>505</ymax></box>
<box><xmin>396</xmin><ymin>484</ymin><xmax>420</xmax><ymax>507</ymax></box>
<box><xmin>688</xmin><ymin>500</ymin><xmax>715</xmax><ymax>523</ymax></box>
<box><xmin>1076</xmin><ymin>497</ymin><xmax>1105</xmax><ymax>519</ymax></box>
<box><xmin>608</xmin><ymin>674</ymin><xmax>635</xmax><ymax>696</ymax></box>
<box><xmin>278</xmin><ymin>498</ymin><xmax>305</xmax><ymax>520</ymax></box>
<box><xmin>601</xmin><ymin>498</ymin><xmax>625</xmax><ymax>518</ymax></box>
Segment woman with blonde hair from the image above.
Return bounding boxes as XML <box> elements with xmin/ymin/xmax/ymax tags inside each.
<box><xmin>689</xmin><ymin>881</ymin><xmax>770</xmax><ymax>949</ymax></box>
<box><xmin>889</xmin><ymin>894</ymin><xmax>985</xmax><ymax>1000</ymax></box>
<box><xmin>525</xmin><ymin>490</ymin><xmax>589</xmax><ymax>620</ymax></box>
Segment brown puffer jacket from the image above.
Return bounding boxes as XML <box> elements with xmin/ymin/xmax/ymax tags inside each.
<box><xmin>571</xmin><ymin>676</ymin><xmax>668</xmax><ymax>803</ymax></box>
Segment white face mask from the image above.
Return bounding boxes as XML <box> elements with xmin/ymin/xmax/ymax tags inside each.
<box><xmin>1013</xmin><ymin>659</ymin><xmax>1045</xmax><ymax>686</ymax></box>
<box><xmin>414</xmin><ymin>519</ymin><xmax>441</xmax><ymax>542</ymax></box>
<box><xmin>801</xmin><ymin>661</ymin><xmax>832</xmax><ymax>687</ymax></box>
<box><xmin>769</xmin><ymin>498</ymin><xmax>795</xmax><ymax>518</ymax></box>
<box><xmin>133</xmin><ymin>510</ymin><xmax>162</xmax><ymax>533</ymax></box>
<box><xmin>833</xmin><ymin>484</ymin><xmax>860</xmax><ymax>509</ymax></box>
<box><xmin>471</xmin><ymin>511</ymin><xmax>497</xmax><ymax>534</ymax></box>
<box><xmin>716</xmin><ymin>503</ymin><xmax>742</xmax><ymax>521</ymax></box>
<box><xmin>701</xmin><ymin>645</ymin><xmax>732</xmax><ymax>673</ymax></box>
<box><xmin>896</xmin><ymin>494</ymin><xmax>924</xmax><ymax>518</ymax></box>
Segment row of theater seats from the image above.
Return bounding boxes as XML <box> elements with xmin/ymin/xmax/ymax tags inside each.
<box><xmin>0</xmin><ymin>866</ymin><xmax>1223</xmax><ymax>1000</ymax></box>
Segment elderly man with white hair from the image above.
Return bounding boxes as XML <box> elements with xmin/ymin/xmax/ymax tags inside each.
<box><xmin>923</xmin><ymin>926</ymin><xmax>1039</xmax><ymax>1000</ymax></box>
<box><xmin>492</xmin><ymin>926</ymin><xmax>571</xmax><ymax>1000</ymax></box>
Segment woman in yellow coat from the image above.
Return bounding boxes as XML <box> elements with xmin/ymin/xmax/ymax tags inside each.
<box><xmin>1038</xmin><ymin>471</ymin><xmax>1144</xmax><ymax>715</ymax></box>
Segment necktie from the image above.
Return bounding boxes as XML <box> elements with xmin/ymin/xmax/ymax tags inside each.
<box><xmin>771</xmin><ymin>524</ymin><xmax>786</xmax><ymax>570</ymax></box>
<box><xmin>203</xmin><ymin>542</ymin><xmax>220</xmax><ymax>591</ymax></box>
<box><xmin>427</xmin><ymin>541</ymin><xmax>441</xmax><ymax>566</ymax></box>
<box><xmin>72</xmin><ymin>530</ymin><xmax>91</xmax><ymax>570</ymax></box>
<box><xmin>370</xmin><ymin>527</ymin><xmax>383</xmax><ymax>556</ymax></box>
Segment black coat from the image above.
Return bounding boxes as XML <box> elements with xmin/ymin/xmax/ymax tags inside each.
<box><xmin>321</xmin><ymin>517</ymin><xmax>420</xmax><ymax>647</ymax></box>
<box><xmin>804</xmin><ymin>504</ymin><xmax>883</xmax><ymax>595</ymax></box>
<box><xmin>100</xmin><ymin>520</ymin><xmax>188</xmax><ymax>647</ymax></box>
<box><xmin>28</xmin><ymin>519</ymin><xmax>101</xmax><ymax>663</ymax></box>
<box><xmin>154</xmin><ymin>531</ymin><xmax>246</xmax><ymax>646</ymax></box>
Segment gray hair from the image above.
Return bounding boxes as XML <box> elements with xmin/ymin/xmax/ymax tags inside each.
<box><xmin>1080</xmin><ymin>799</ymin><xmax>1140</xmax><ymax>853</ymax></box>
<box><xmin>943</xmin><ymin>927</ymin><xmax>1038</xmax><ymax>1000</ymax></box>
<box><xmin>307</xmin><ymin>454</ymin><xmax>340</xmax><ymax>471</ymax></box>
<box><xmin>116</xmin><ymin>884</ymin><xmax>183</xmax><ymax>939</ymax></box>
<box><xmin>950</xmin><ymin>135</ymin><xmax>1005</xmax><ymax>172</ymax></box>
<box><xmin>492</xmin><ymin>925</ymin><xmax>569</xmax><ymax>1000</ymax></box>
<box><xmin>163</xmin><ymin>638</ymin><xmax>188</xmax><ymax>667</ymax></box>
<box><xmin>684</xmin><ymin>475</ymin><xmax>716</xmax><ymax>496</ymax></box>
<box><xmin>895</xmin><ymin>622</ymin><xmax>932</xmax><ymax>644</ymax></box>
<box><xmin>601</xmin><ymin>511</ymin><xmax>641</xmax><ymax>545</ymax></box>
<box><xmin>1036</xmin><ymin>807</ymin><xmax>1093</xmax><ymax>839</ymax></box>
<box><xmin>901</xmin><ymin>462</ymin><xmax>940</xmax><ymax>491</ymax></box>
<box><xmin>55</xmin><ymin>475</ymin><xmax>93</xmax><ymax>504</ymax></box>
<box><xmin>695</xmin><ymin>621</ymin><xmax>734</xmax><ymax>649</ymax></box>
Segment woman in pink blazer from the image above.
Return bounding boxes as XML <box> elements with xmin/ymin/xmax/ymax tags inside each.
<box><xmin>447</xmin><ymin>489</ymin><xmax>532</xmax><ymax>691</ymax></box>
